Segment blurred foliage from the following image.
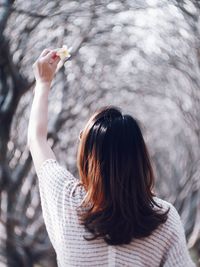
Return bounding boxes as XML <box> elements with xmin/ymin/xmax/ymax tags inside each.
<box><xmin>0</xmin><ymin>0</ymin><xmax>200</xmax><ymax>266</ymax></box>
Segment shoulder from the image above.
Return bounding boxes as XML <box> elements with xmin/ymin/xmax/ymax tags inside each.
<box><xmin>38</xmin><ymin>158</ymin><xmax>87</xmax><ymax>208</ymax></box>
<box><xmin>153</xmin><ymin>196</ymin><xmax>180</xmax><ymax>217</ymax></box>
<box><xmin>153</xmin><ymin>197</ymin><xmax>185</xmax><ymax>236</ymax></box>
<box><xmin>153</xmin><ymin>198</ymin><xmax>196</xmax><ymax>266</ymax></box>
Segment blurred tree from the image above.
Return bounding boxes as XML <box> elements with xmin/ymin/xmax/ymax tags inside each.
<box><xmin>0</xmin><ymin>0</ymin><xmax>199</xmax><ymax>266</ymax></box>
<box><xmin>0</xmin><ymin>1</ymin><xmax>56</xmax><ymax>266</ymax></box>
<box><xmin>171</xmin><ymin>0</ymin><xmax>200</xmax><ymax>255</ymax></box>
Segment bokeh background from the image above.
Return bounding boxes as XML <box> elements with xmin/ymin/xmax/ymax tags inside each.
<box><xmin>0</xmin><ymin>0</ymin><xmax>200</xmax><ymax>266</ymax></box>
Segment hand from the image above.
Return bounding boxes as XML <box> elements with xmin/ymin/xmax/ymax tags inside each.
<box><xmin>32</xmin><ymin>49</ymin><xmax>60</xmax><ymax>87</ymax></box>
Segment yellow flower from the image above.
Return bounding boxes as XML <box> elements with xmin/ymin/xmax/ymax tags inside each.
<box><xmin>56</xmin><ymin>45</ymin><xmax>71</xmax><ymax>60</ymax></box>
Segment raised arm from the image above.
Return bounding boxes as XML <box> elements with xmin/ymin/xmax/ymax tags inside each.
<box><xmin>27</xmin><ymin>49</ymin><xmax>60</xmax><ymax>173</ymax></box>
<box><xmin>27</xmin><ymin>49</ymin><xmax>78</xmax><ymax>249</ymax></box>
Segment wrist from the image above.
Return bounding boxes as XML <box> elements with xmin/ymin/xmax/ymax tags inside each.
<box><xmin>35</xmin><ymin>80</ymin><xmax>51</xmax><ymax>88</ymax></box>
<box><xmin>34</xmin><ymin>81</ymin><xmax>51</xmax><ymax>95</ymax></box>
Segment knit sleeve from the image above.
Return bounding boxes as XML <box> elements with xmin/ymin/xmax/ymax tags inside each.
<box><xmin>163</xmin><ymin>205</ymin><xmax>196</xmax><ymax>267</ymax></box>
<box><xmin>37</xmin><ymin>158</ymin><xmax>78</xmax><ymax>249</ymax></box>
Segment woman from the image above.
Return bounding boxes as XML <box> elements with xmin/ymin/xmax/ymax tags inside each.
<box><xmin>28</xmin><ymin>49</ymin><xmax>195</xmax><ymax>267</ymax></box>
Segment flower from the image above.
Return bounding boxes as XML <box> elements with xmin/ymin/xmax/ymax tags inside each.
<box><xmin>56</xmin><ymin>45</ymin><xmax>71</xmax><ymax>60</ymax></box>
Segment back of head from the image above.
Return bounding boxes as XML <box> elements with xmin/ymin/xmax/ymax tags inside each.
<box><xmin>77</xmin><ymin>106</ymin><xmax>169</xmax><ymax>245</ymax></box>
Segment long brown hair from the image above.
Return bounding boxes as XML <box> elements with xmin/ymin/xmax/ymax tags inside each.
<box><xmin>77</xmin><ymin>106</ymin><xmax>169</xmax><ymax>245</ymax></box>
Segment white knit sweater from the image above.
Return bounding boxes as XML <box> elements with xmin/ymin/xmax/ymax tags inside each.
<box><xmin>37</xmin><ymin>159</ymin><xmax>196</xmax><ymax>267</ymax></box>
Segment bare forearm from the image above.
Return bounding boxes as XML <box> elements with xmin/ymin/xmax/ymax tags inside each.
<box><xmin>27</xmin><ymin>49</ymin><xmax>60</xmax><ymax>169</ymax></box>
<box><xmin>28</xmin><ymin>82</ymin><xmax>50</xmax><ymax>143</ymax></box>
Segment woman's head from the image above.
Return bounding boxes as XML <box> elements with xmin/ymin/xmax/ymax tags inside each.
<box><xmin>77</xmin><ymin>106</ymin><xmax>169</xmax><ymax>245</ymax></box>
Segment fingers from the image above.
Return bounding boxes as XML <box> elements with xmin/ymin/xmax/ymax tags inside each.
<box><xmin>46</xmin><ymin>51</ymin><xmax>60</xmax><ymax>65</ymax></box>
<box><xmin>37</xmin><ymin>49</ymin><xmax>60</xmax><ymax>67</ymax></box>
<box><xmin>53</xmin><ymin>55</ymin><xmax>60</xmax><ymax>65</ymax></box>
<box><xmin>45</xmin><ymin>50</ymin><xmax>56</xmax><ymax>60</ymax></box>
<box><xmin>40</xmin><ymin>48</ymin><xmax>51</xmax><ymax>57</ymax></box>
